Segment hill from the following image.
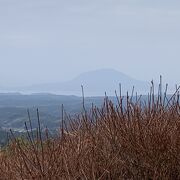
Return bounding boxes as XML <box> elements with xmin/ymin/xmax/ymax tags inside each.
<box><xmin>4</xmin><ymin>69</ymin><xmax>150</xmax><ymax>96</ymax></box>
<box><xmin>0</xmin><ymin>93</ymin><xmax>105</xmax><ymax>130</ymax></box>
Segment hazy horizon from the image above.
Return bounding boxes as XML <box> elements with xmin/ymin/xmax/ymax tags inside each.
<box><xmin>1</xmin><ymin>0</ymin><xmax>180</xmax><ymax>88</ymax></box>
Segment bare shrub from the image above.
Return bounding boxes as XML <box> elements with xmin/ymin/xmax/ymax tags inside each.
<box><xmin>0</xmin><ymin>83</ymin><xmax>180</xmax><ymax>179</ymax></box>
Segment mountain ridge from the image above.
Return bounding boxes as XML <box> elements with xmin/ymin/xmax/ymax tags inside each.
<box><xmin>1</xmin><ymin>69</ymin><xmax>150</xmax><ymax>96</ymax></box>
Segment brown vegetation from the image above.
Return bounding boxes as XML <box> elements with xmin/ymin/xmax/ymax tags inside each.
<box><xmin>0</xmin><ymin>83</ymin><xmax>180</xmax><ymax>179</ymax></box>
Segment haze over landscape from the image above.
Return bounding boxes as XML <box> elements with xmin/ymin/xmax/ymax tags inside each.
<box><xmin>0</xmin><ymin>0</ymin><xmax>179</xmax><ymax>134</ymax></box>
<box><xmin>0</xmin><ymin>0</ymin><xmax>180</xmax><ymax>92</ymax></box>
<box><xmin>1</xmin><ymin>1</ymin><xmax>180</xmax><ymax>179</ymax></box>
<box><xmin>0</xmin><ymin>0</ymin><xmax>179</xmax><ymax>130</ymax></box>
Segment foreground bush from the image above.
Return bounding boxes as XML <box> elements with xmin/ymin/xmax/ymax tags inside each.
<box><xmin>0</xmin><ymin>85</ymin><xmax>180</xmax><ymax>179</ymax></box>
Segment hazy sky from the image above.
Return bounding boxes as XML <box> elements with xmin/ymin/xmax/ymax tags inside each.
<box><xmin>0</xmin><ymin>0</ymin><xmax>180</xmax><ymax>87</ymax></box>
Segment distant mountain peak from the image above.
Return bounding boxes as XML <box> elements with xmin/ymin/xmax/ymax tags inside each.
<box><xmin>2</xmin><ymin>69</ymin><xmax>149</xmax><ymax>96</ymax></box>
<box><xmin>76</xmin><ymin>68</ymin><xmax>128</xmax><ymax>77</ymax></box>
<box><xmin>72</xmin><ymin>68</ymin><xmax>137</xmax><ymax>83</ymax></box>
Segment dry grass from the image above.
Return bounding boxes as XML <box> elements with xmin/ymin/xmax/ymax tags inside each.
<box><xmin>0</xmin><ymin>84</ymin><xmax>180</xmax><ymax>179</ymax></box>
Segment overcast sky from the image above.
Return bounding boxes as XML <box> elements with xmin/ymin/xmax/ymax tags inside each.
<box><xmin>0</xmin><ymin>0</ymin><xmax>180</xmax><ymax>87</ymax></box>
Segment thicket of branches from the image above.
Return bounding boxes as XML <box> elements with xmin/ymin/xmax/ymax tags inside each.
<box><xmin>0</xmin><ymin>82</ymin><xmax>180</xmax><ymax>179</ymax></box>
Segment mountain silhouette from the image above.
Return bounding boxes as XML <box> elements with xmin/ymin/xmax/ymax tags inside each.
<box><xmin>5</xmin><ymin>69</ymin><xmax>150</xmax><ymax>96</ymax></box>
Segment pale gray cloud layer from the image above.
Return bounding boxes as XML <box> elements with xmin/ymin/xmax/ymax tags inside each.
<box><xmin>0</xmin><ymin>0</ymin><xmax>180</xmax><ymax>87</ymax></box>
